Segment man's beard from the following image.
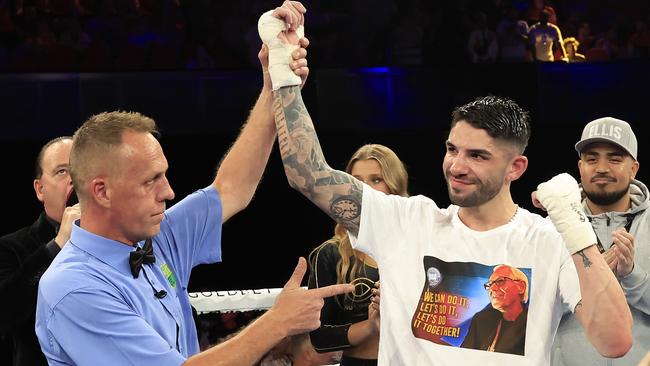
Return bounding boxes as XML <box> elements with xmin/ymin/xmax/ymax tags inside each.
<box><xmin>584</xmin><ymin>187</ymin><xmax>629</xmax><ymax>206</ymax></box>
<box><xmin>446</xmin><ymin>174</ymin><xmax>503</xmax><ymax>207</ymax></box>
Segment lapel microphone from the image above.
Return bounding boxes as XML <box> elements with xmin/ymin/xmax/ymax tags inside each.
<box><xmin>142</xmin><ymin>266</ymin><xmax>168</xmax><ymax>299</ymax></box>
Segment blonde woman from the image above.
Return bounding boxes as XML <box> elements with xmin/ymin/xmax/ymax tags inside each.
<box><xmin>307</xmin><ymin>144</ymin><xmax>408</xmax><ymax>366</ymax></box>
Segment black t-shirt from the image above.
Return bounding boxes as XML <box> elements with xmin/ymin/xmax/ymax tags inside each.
<box><xmin>307</xmin><ymin>240</ymin><xmax>379</xmax><ymax>352</ymax></box>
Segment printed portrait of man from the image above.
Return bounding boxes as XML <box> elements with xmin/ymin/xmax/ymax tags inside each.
<box><xmin>460</xmin><ymin>264</ymin><xmax>529</xmax><ymax>355</ymax></box>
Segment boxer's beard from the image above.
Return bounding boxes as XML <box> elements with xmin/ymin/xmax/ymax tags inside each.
<box><xmin>445</xmin><ymin>172</ymin><xmax>503</xmax><ymax>207</ymax></box>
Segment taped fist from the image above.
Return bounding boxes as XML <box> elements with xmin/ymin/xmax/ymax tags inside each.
<box><xmin>535</xmin><ymin>173</ymin><xmax>596</xmax><ymax>254</ymax></box>
<box><xmin>258</xmin><ymin>1</ymin><xmax>306</xmax><ymax>90</ymax></box>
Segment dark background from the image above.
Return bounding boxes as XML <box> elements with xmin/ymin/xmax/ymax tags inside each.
<box><xmin>2</xmin><ymin>0</ymin><xmax>650</xmax><ymax>360</ymax></box>
<box><xmin>1</xmin><ymin>61</ymin><xmax>648</xmax><ymax>292</ymax></box>
<box><xmin>0</xmin><ymin>0</ymin><xmax>650</xmax><ymax>365</ymax></box>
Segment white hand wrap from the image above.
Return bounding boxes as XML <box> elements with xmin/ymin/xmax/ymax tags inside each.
<box><xmin>258</xmin><ymin>10</ymin><xmax>304</xmax><ymax>91</ymax></box>
<box><xmin>536</xmin><ymin>173</ymin><xmax>597</xmax><ymax>254</ymax></box>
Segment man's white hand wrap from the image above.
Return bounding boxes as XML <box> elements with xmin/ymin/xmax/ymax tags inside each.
<box><xmin>258</xmin><ymin>10</ymin><xmax>304</xmax><ymax>91</ymax></box>
<box><xmin>536</xmin><ymin>173</ymin><xmax>597</xmax><ymax>254</ymax></box>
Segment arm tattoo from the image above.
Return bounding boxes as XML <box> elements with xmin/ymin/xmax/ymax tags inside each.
<box><xmin>577</xmin><ymin>250</ymin><xmax>592</xmax><ymax>268</ymax></box>
<box><xmin>273</xmin><ymin>87</ymin><xmax>362</xmax><ymax>234</ymax></box>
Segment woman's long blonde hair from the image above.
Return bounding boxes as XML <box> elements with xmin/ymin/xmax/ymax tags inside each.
<box><xmin>310</xmin><ymin>144</ymin><xmax>409</xmax><ymax>304</ymax></box>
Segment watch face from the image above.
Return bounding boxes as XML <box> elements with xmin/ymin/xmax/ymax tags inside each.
<box><xmin>331</xmin><ymin>196</ymin><xmax>360</xmax><ymax>221</ymax></box>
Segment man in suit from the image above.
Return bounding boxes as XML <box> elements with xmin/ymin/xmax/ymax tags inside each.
<box><xmin>0</xmin><ymin>136</ymin><xmax>80</xmax><ymax>366</ymax></box>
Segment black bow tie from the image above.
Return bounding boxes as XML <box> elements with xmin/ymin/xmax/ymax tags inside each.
<box><xmin>129</xmin><ymin>238</ymin><xmax>155</xmax><ymax>278</ymax></box>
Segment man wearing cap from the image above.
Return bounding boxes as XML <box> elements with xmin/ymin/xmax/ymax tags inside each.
<box><xmin>552</xmin><ymin>117</ymin><xmax>649</xmax><ymax>365</ymax></box>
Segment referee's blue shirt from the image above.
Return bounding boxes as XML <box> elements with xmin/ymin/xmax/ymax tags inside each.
<box><xmin>36</xmin><ymin>186</ymin><xmax>222</xmax><ymax>366</ymax></box>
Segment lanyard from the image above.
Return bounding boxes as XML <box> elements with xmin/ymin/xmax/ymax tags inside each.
<box><xmin>487</xmin><ymin>319</ymin><xmax>503</xmax><ymax>352</ymax></box>
<box><xmin>594</xmin><ymin>214</ymin><xmax>635</xmax><ymax>254</ymax></box>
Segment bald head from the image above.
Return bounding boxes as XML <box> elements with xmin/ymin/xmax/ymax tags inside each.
<box><xmin>34</xmin><ymin>137</ymin><xmax>74</xmax><ymax>222</ymax></box>
<box><xmin>35</xmin><ymin>136</ymin><xmax>73</xmax><ymax>179</ymax></box>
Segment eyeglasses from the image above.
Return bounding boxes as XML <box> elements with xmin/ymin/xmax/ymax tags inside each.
<box><xmin>483</xmin><ymin>276</ymin><xmax>521</xmax><ymax>290</ymax></box>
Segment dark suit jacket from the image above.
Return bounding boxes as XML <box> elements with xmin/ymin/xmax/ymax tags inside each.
<box><xmin>461</xmin><ymin>305</ymin><xmax>528</xmax><ymax>355</ymax></box>
<box><xmin>0</xmin><ymin>212</ymin><xmax>59</xmax><ymax>366</ymax></box>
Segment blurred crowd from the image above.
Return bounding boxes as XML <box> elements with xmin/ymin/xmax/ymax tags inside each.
<box><xmin>465</xmin><ymin>0</ymin><xmax>650</xmax><ymax>63</ymax></box>
<box><xmin>0</xmin><ymin>0</ymin><xmax>648</xmax><ymax>72</ymax></box>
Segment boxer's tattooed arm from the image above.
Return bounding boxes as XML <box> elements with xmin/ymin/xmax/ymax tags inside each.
<box><xmin>273</xmin><ymin>86</ymin><xmax>362</xmax><ymax>235</ymax></box>
<box><xmin>577</xmin><ymin>250</ymin><xmax>593</xmax><ymax>268</ymax></box>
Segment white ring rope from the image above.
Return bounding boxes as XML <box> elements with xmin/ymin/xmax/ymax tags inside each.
<box><xmin>189</xmin><ymin>288</ymin><xmax>305</xmax><ymax>314</ymax></box>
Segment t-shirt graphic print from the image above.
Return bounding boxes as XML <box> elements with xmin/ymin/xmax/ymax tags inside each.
<box><xmin>412</xmin><ymin>256</ymin><xmax>531</xmax><ymax>356</ymax></box>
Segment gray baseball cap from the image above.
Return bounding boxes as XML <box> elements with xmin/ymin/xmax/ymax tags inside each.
<box><xmin>575</xmin><ymin>117</ymin><xmax>637</xmax><ymax>160</ymax></box>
